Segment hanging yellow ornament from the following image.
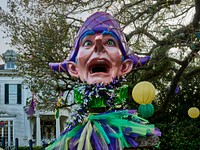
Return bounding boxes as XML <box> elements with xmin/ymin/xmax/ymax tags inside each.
<box><xmin>132</xmin><ymin>81</ymin><xmax>156</xmax><ymax>104</ymax></box>
<box><xmin>57</xmin><ymin>98</ymin><xmax>61</xmax><ymax>107</ymax></box>
<box><xmin>188</xmin><ymin>107</ymin><xmax>199</xmax><ymax>118</ymax></box>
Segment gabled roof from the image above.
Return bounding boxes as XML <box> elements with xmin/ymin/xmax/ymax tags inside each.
<box><xmin>2</xmin><ymin>49</ymin><xmax>17</xmax><ymax>57</ymax></box>
<box><xmin>2</xmin><ymin>49</ymin><xmax>17</xmax><ymax>63</ymax></box>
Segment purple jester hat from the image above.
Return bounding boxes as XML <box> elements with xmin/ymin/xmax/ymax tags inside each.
<box><xmin>49</xmin><ymin>12</ymin><xmax>150</xmax><ymax>76</ymax></box>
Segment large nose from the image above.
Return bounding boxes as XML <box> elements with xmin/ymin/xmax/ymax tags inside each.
<box><xmin>94</xmin><ymin>34</ymin><xmax>104</xmax><ymax>53</ymax></box>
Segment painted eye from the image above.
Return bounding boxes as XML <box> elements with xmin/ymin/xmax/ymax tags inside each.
<box><xmin>107</xmin><ymin>39</ymin><xmax>115</xmax><ymax>46</ymax></box>
<box><xmin>83</xmin><ymin>40</ymin><xmax>92</xmax><ymax>47</ymax></box>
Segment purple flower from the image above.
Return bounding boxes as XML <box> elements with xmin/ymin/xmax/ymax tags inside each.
<box><xmin>175</xmin><ymin>86</ymin><xmax>180</xmax><ymax>94</ymax></box>
<box><xmin>168</xmin><ymin>86</ymin><xmax>180</xmax><ymax>94</ymax></box>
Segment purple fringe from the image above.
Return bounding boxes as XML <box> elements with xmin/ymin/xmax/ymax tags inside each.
<box><xmin>91</xmin><ymin>130</ymin><xmax>102</xmax><ymax>150</ymax></box>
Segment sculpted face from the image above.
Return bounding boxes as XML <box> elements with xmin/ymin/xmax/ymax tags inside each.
<box><xmin>49</xmin><ymin>12</ymin><xmax>150</xmax><ymax>84</ymax></box>
<box><xmin>67</xmin><ymin>32</ymin><xmax>133</xmax><ymax>84</ymax></box>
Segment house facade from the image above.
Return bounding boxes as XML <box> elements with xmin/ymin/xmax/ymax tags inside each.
<box><xmin>0</xmin><ymin>50</ymin><xmax>70</xmax><ymax>148</ymax></box>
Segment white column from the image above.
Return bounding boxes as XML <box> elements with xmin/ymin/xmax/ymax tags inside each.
<box><xmin>27</xmin><ymin>118</ymin><xmax>32</xmax><ymax>140</ymax></box>
<box><xmin>31</xmin><ymin>119</ymin><xmax>34</xmax><ymax>138</ymax></box>
<box><xmin>8</xmin><ymin>121</ymin><xmax>11</xmax><ymax>146</ymax></box>
<box><xmin>36</xmin><ymin>114</ymin><xmax>41</xmax><ymax>146</ymax></box>
<box><xmin>12</xmin><ymin>121</ymin><xmax>15</xmax><ymax>145</ymax></box>
<box><xmin>56</xmin><ymin>116</ymin><xmax>60</xmax><ymax>138</ymax></box>
<box><xmin>1</xmin><ymin>127</ymin><xmax>4</xmax><ymax>137</ymax></box>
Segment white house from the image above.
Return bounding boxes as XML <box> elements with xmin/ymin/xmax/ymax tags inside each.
<box><xmin>0</xmin><ymin>50</ymin><xmax>70</xmax><ymax>148</ymax></box>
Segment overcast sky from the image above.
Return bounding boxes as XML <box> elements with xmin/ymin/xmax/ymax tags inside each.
<box><xmin>0</xmin><ymin>0</ymin><xmax>195</xmax><ymax>56</ymax></box>
<box><xmin>0</xmin><ymin>0</ymin><xmax>13</xmax><ymax>55</ymax></box>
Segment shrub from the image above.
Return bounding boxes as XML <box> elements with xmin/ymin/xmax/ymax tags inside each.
<box><xmin>18</xmin><ymin>146</ymin><xmax>43</xmax><ymax>150</ymax></box>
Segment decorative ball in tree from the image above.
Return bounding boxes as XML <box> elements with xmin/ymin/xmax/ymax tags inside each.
<box><xmin>138</xmin><ymin>103</ymin><xmax>155</xmax><ymax>118</ymax></box>
<box><xmin>132</xmin><ymin>81</ymin><xmax>156</xmax><ymax>104</ymax></box>
<box><xmin>188</xmin><ymin>107</ymin><xmax>199</xmax><ymax>118</ymax></box>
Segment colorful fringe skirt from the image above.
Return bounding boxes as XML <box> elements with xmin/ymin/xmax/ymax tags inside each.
<box><xmin>46</xmin><ymin>110</ymin><xmax>161</xmax><ymax>150</ymax></box>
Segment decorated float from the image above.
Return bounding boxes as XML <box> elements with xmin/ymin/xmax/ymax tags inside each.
<box><xmin>46</xmin><ymin>12</ymin><xmax>161</xmax><ymax>150</ymax></box>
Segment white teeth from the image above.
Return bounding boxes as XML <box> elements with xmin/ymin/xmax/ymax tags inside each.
<box><xmin>97</xmin><ymin>60</ymin><xmax>104</xmax><ymax>63</ymax></box>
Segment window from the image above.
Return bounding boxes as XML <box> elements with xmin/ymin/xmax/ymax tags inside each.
<box><xmin>0</xmin><ymin>120</ymin><xmax>14</xmax><ymax>146</ymax></box>
<box><xmin>5</xmin><ymin>62</ymin><xmax>16</xmax><ymax>69</ymax></box>
<box><xmin>5</xmin><ymin>84</ymin><xmax>22</xmax><ymax>104</ymax></box>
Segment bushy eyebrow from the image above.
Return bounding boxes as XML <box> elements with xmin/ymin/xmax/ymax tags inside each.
<box><xmin>80</xmin><ymin>30</ymin><xmax>119</xmax><ymax>42</ymax></box>
<box><xmin>102</xmin><ymin>31</ymin><xmax>118</xmax><ymax>41</ymax></box>
<box><xmin>80</xmin><ymin>31</ymin><xmax>95</xmax><ymax>41</ymax></box>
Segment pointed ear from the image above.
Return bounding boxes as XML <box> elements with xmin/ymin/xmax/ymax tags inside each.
<box><xmin>120</xmin><ymin>59</ymin><xmax>133</xmax><ymax>76</ymax></box>
<box><xmin>67</xmin><ymin>61</ymin><xmax>79</xmax><ymax>78</ymax></box>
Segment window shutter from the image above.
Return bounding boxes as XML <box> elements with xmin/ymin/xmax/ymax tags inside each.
<box><xmin>5</xmin><ymin>84</ymin><xmax>9</xmax><ymax>104</ymax></box>
<box><xmin>17</xmin><ymin>84</ymin><xmax>22</xmax><ymax>104</ymax></box>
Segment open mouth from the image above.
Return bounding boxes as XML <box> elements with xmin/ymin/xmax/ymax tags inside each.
<box><xmin>89</xmin><ymin>64</ymin><xmax>109</xmax><ymax>74</ymax></box>
<box><xmin>88</xmin><ymin>59</ymin><xmax>111</xmax><ymax>74</ymax></box>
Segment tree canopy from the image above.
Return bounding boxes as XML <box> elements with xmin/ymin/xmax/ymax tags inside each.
<box><xmin>0</xmin><ymin>0</ymin><xmax>200</xmax><ymax>149</ymax></box>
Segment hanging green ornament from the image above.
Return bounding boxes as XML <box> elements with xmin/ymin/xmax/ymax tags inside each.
<box><xmin>138</xmin><ymin>103</ymin><xmax>154</xmax><ymax>118</ymax></box>
<box><xmin>54</xmin><ymin>108</ymin><xmax>59</xmax><ymax>119</ymax></box>
<box><xmin>74</xmin><ymin>88</ymin><xmax>83</xmax><ymax>104</ymax></box>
